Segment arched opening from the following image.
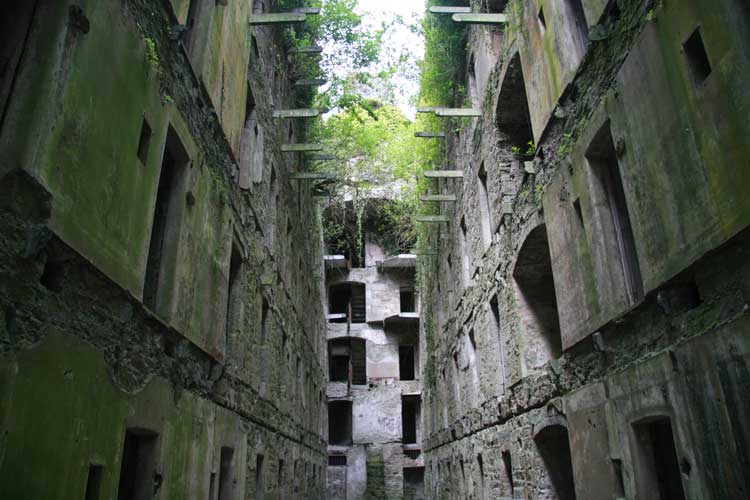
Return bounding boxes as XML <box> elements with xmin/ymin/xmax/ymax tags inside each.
<box><xmin>513</xmin><ymin>225</ymin><xmax>561</xmax><ymax>371</ymax></box>
<box><xmin>496</xmin><ymin>52</ymin><xmax>533</xmax><ymax>154</ymax></box>
<box><xmin>534</xmin><ymin>425</ymin><xmax>576</xmax><ymax>500</ymax></box>
<box><xmin>328</xmin><ymin>282</ymin><xmax>366</xmax><ymax>323</ymax></box>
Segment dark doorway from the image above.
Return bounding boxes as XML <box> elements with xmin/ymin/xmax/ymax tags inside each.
<box><xmin>400</xmin><ymin>288</ymin><xmax>416</xmax><ymax>313</ymax></box>
<box><xmin>633</xmin><ymin>417</ymin><xmax>686</xmax><ymax>500</ymax></box>
<box><xmin>534</xmin><ymin>425</ymin><xmax>576</xmax><ymax>500</ymax></box>
<box><xmin>116</xmin><ymin>429</ymin><xmax>159</xmax><ymax>500</ymax></box>
<box><xmin>217</xmin><ymin>447</ymin><xmax>234</xmax><ymax>500</ymax></box>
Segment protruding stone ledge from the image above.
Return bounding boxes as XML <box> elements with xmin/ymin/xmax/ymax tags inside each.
<box><xmin>424</xmin><ymin>170</ymin><xmax>464</xmax><ymax>178</ymax></box>
<box><xmin>420</xmin><ymin>194</ymin><xmax>457</xmax><ymax>202</ymax></box>
<box><xmin>451</xmin><ymin>13</ymin><xmax>509</xmax><ymax>24</ymax></box>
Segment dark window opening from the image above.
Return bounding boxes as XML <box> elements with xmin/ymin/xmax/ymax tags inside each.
<box><xmin>403</xmin><ymin>467</ymin><xmax>425</xmax><ymax>500</ymax></box>
<box><xmin>538</xmin><ymin>7</ymin><xmax>547</xmax><ymax>33</ymax></box>
<box><xmin>117</xmin><ymin>429</ymin><xmax>159</xmax><ymax>500</ymax></box>
<box><xmin>40</xmin><ymin>257</ymin><xmax>64</xmax><ymax>292</ymax></box>
<box><xmin>484</xmin><ymin>0</ymin><xmax>506</xmax><ymax>13</ymax></box>
<box><xmin>402</xmin><ymin>395</ymin><xmax>420</xmax><ymax>445</ymax></box>
<box><xmin>683</xmin><ymin>27</ymin><xmax>711</xmax><ymax>85</ymax></box>
<box><xmin>84</xmin><ymin>465</ymin><xmax>104</xmax><ymax>500</ymax></box>
<box><xmin>255</xmin><ymin>455</ymin><xmax>264</xmax><ymax>500</ymax></box>
<box><xmin>0</xmin><ymin>1</ymin><xmax>38</xmax><ymax>126</ymax></box>
<box><xmin>328</xmin><ymin>282</ymin><xmax>366</xmax><ymax>323</ymax></box>
<box><xmin>502</xmin><ymin>451</ymin><xmax>514</xmax><ymax>495</ymax></box>
<box><xmin>490</xmin><ymin>294</ymin><xmax>506</xmax><ymax>389</ymax></box>
<box><xmin>513</xmin><ymin>225</ymin><xmax>562</xmax><ymax>367</ymax></box>
<box><xmin>252</xmin><ymin>0</ymin><xmax>264</xmax><ymax>14</ymax></box>
<box><xmin>277</xmin><ymin>459</ymin><xmax>284</xmax><ymax>489</ymax></box>
<box><xmin>478</xmin><ymin>163</ymin><xmax>493</xmax><ymax>248</ymax></box>
<box><xmin>400</xmin><ymin>288</ymin><xmax>416</xmax><ymax>313</ymax></box>
<box><xmin>137</xmin><ymin>118</ymin><xmax>152</xmax><ymax>165</ymax></box>
<box><xmin>496</xmin><ymin>53</ymin><xmax>533</xmax><ymax>152</ymax></box>
<box><xmin>328</xmin><ymin>337</ymin><xmax>366</xmax><ymax>384</ymax></box>
<box><xmin>260</xmin><ymin>297</ymin><xmax>269</xmax><ymax>343</ymax></box>
<box><xmin>632</xmin><ymin>417</ymin><xmax>686</xmax><ymax>500</ymax></box>
<box><xmin>535</xmin><ymin>425</ymin><xmax>576</xmax><ymax>500</ymax></box>
<box><xmin>328</xmin><ymin>401</ymin><xmax>353</xmax><ymax>446</ymax></box>
<box><xmin>477</xmin><ymin>454</ymin><xmax>485</xmax><ymax>500</ymax></box>
<box><xmin>468</xmin><ymin>329</ymin><xmax>477</xmax><ymax>351</ymax></box>
<box><xmin>573</xmin><ymin>198</ymin><xmax>585</xmax><ymax>230</ymax></box>
<box><xmin>217</xmin><ymin>447</ymin><xmax>234</xmax><ymax>500</ymax></box>
<box><xmin>208</xmin><ymin>472</ymin><xmax>216</xmax><ymax>500</ymax></box>
<box><xmin>251</xmin><ymin>35</ymin><xmax>259</xmax><ymax>59</ymax></box>
<box><xmin>399</xmin><ymin>345</ymin><xmax>416</xmax><ymax>381</ymax></box>
<box><xmin>328</xmin><ymin>455</ymin><xmax>347</xmax><ymax>467</ymax></box>
<box><xmin>144</xmin><ymin>127</ymin><xmax>188</xmax><ymax>314</ymax></box>
<box><xmin>225</xmin><ymin>243</ymin><xmax>242</xmax><ymax>346</ymax></box>
<box><xmin>459</xmin><ymin>217</ymin><xmax>470</xmax><ymax>284</ymax></box>
<box><xmin>586</xmin><ymin>122</ymin><xmax>643</xmax><ymax>303</ymax></box>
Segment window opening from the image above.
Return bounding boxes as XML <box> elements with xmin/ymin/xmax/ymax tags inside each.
<box><xmin>400</xmin><ymin>288</ymin><xmax>416</xmax><ymax>313</ymax></box>
<box><xmin>586</xmin><ymin>122</ymin><xmax>643</xmax><ymax>303</ymax></box>
<box><xmin>225</xmin><ymin>243</ymin><xmax>242</xmax><ymax>348</ymax></box>
<box><xmin>260</xmin><ymin>297</ymin><xmax>269</xmax><ymax>344</ymax></box>
<box><xmin>144</xmin><ymin>126</ymin><xmax>188</xmax><ymax>314</ymax></box>
<box><xmin>537</xmin><ymin>6</ymin><xmax>547</xmax><ymax>34</ymax></box>
<box><xmin>116</xmin><ymin>429</ymin><xmax>159</xmax><ymax>500</ymax></box>
<box><xmin>84</xmin><ymin>464</ymin><xmax>104</xmax><ymax>500</ymax></box>
<box><xmin>328</xmin><ymin>401</ymin><xmax>353</xmax><ymax>446</ymax></box>
<box><xmin>328</xmin><ymin>283</ymin><xmax>366</xmax><ymax>323</ymax></box>
<box><xmin>403</xmin><ymin>467</ymin><xmax>425</xmax><ymax>500</ymax></box>
<box><xmin>328</xmin><ymin>455</ymin><xmax>347</xmax><ymax>467</ymax></box>
<box><xmin>239</xmin><ymin>84</ymin><xmax>257</xmax><ymax>189</ymax></box>
<box><xmin>478</xmin><ymin>163</ymin><xmax>493</xmax><ymax>248</ymax></box>
<box><xmin>40</xmin><ymin>257</ymin><xmax>64</xmax><ymax>292</ymax></box>
<box><xmin>490</xmin><ymin>295</ymin><xmax>506</xmax><ymax>390</ymax></box>
<box><xmin>513</xmin><ymin>225</ymin><xmax>562</xmax><ymax>370</ymax></box>
<box><xmin>561</xmin><ymin>0</ymin><xmax>589</xmax><ymax>62</ymax></box>
<box><xmin>137</xmin><ymin>118</ymin><xmax>152</xmax><ymax>165</ymax></box>
<box><xmin>401</xmin><ymin>395</ymin><xmax>421</xmax><ymax>445</ymax></box>
<box><xmin>534</xmin><ymin>425</ymin><xmax>576</xmax><ymax>500</ymax></box>
<box><xmin>459</xmin><ymin>217</ymin><xmax>470</xmax><ymax>285</ymax></box>
<box><xmin>399</xmin><ymin>345</ymin><xmax>416</xmax><ymax>381</ymax></box>
<box><xmin>477</xmin><ymin>454</ymin><xmax>485</xmax><ymax>500</ymax></box>
<box><xmin>683</xmin><ymin>27</ymin><xmax>712</xmax><ymax>85</ymax></box>
<box><xmin>632</xmin><ymin>417</ymin><xmax>686</xmax><ymax>500</ymax></box>
<box><xmin>502</xmin><ymin>451</ymin><xmax>514</xmax><ymax>495</ymax></box>
<box><xmin>217</xmin><ymin>447</ymin><xmax>234</xmax><ymax>500</ymax></box>
<box><xmin>254</xmin><ymin>455</ymin><xmax>264</xmax><ymax>500</ymax></box>
<box><xmin>496</xmin><ymin>53</ymin><xmax>533</xmax><ymax>152</ymax></box>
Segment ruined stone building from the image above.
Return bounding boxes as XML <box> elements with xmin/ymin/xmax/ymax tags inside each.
<box><xmin>1</xmin><ymin>0</ymin><xmax>750</xmax><ymax>499</ymax></box>
<box><xmin>1</xmin><ymin>0</ymin><xmax>330</xmax><ymax>498</ymax></box>
<box><xmin>418</xmin><ymin>1</ymin><xmax>750</xmax><ymax>500</ymax></box>
<box><xmin>323</xmin><ymin>202</ymin><xmax>424</xmax><ymax>499</ymax></box>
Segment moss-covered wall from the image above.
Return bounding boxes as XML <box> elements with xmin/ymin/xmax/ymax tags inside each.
<box><xmin>0</xmin><ymin>0</ymin><xmax>328</xmax><ymax>497</ymax></box>
<box><xmin>419</xmin><ymin>0</ymin><xmax>750</xmax><ymax>499</ymax></box>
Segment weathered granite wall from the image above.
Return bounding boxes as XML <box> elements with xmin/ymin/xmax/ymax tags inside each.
<box><xmin>420</xmin><ymin>0</ymin><xmax>750</xmax><ymax>499</ymax></box>
<box><xmin>0</xmin><ymin>0</ymin><xmax>327</xmax><ymax>498</ymax></box>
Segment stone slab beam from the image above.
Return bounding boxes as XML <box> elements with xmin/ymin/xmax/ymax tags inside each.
<box><xmin>451</xmin><ymin>13</ymin><xmax>509</xmax><ymax>24</ymax></box>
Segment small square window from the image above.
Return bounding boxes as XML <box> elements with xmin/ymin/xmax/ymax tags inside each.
<box><xmin>683</xmin><ymin>27</ymin><xmax>711</xmax><ymax>85</ymax></box>
<box><xmin>137</xmin><ymin>118</ymin><xmax>152</xmax><ymax>165</ymax></box>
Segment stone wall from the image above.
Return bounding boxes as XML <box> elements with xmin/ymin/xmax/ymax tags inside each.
<box><xmin>420</xmin><ymin>0</ymin><xmax>750</xmax><ymax>499</ymax></box>
<box><xmin>0</xmin><ymin>0</ymin><xmax>327</xmax><ymax>498</ymax></box>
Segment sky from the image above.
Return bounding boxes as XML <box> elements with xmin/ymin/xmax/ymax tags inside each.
<box><xmin>353</xmin><ymin>0</ymin><xmax>425</xmax><ymax>118</ymax></box>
